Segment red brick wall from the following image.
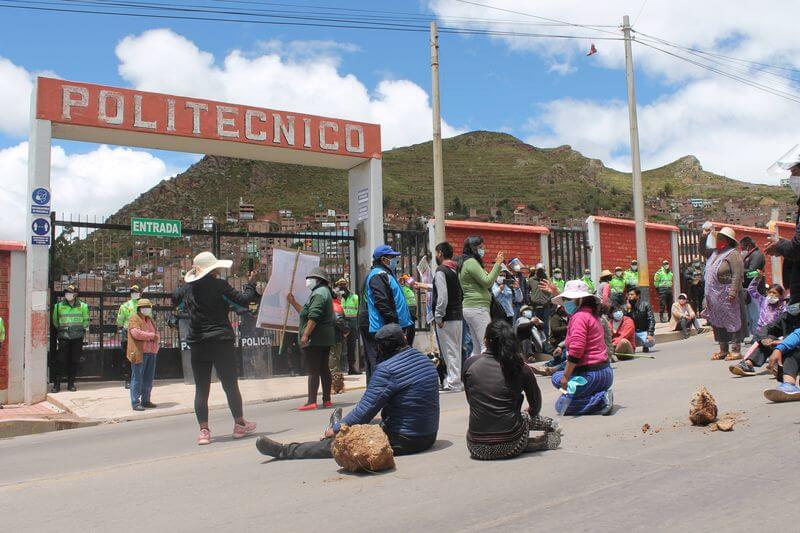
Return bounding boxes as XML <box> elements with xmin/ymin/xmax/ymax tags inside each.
<box><xmin>0</xmin><ymin>250</ymin><xmax>9</xmax><ymax>391</ymax></box>
<box><xmin>595</xmin><ymin>217</ymin><xmax>676</xmax><ymax>310</ymax></box>
<box><xmin>444</xmin><ymin>220</ymin><xmax>546</xmax><ymax>270</ymax></box>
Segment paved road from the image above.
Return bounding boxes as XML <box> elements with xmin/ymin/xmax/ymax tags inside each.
<box><xmin>3</xmin><ymin>334</ymin><xmax>799</xmax><ymax>532</ymax></box>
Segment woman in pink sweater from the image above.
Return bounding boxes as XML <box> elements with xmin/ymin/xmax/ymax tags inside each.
<box><xmin>550</xmin><ymin>280</ymin><xmax>614</xmax><ymax>416</ymax></box>
<box><xmin>127</xmin><ymin>298</ymin><xmax>160</xmax><ymax>411</ymax></box>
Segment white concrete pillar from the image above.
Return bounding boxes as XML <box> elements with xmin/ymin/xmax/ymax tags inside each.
<box><xmin>25</xmin><ymin>85</ymin><xmax>52</xmax><ymax>404</ymax></box>
<box><xmin>586</xmin><ymin>216</ymin><xmax>602</xmax><ymax>282</ymax></box>
<box><xmin>670</xmin><ymin>230</ymin><xmax>681</xmax><ymax>298</ymax></box>
<box><xmin>7</xmin><ymin>249</ymin><xmax>26</xmax><ymax>403</ymax></box>
<box><xmin>348</xmin><ymin>157</ymin><xmax>383</xmax><ymax>286</ymax></box>
<box><xmin>539</xmin><ymin>233</ymin><xmax>550</xmax><ymax>273</ymax></box>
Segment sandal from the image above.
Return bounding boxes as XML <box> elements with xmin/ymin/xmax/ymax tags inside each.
<box><xmin>725</xmin><ymin>352</ymin><xmax>743</xmax><ymax>361</ymax></box>
<box><xmin>711</xmin><ymin>352</ymin><xmax>728</xmax><ymax>360</ymax></box>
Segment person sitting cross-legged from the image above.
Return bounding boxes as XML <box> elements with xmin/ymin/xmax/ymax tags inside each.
<box><xmin>256</xmin><ymin>323</ymin><xmax>440</xmax><ymax>459</ymax></box>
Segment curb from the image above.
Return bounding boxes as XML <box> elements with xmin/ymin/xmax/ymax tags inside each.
<box><xmin>0</xmin><ymin>418</ymin><xmax>102</xmax><ymax>439</ymax></box>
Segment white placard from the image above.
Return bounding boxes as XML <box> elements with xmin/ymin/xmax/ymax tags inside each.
<box><xmin>256</xmin><ymin>248</ymin><xmax>321</xmax><ymax>332</ymax></box>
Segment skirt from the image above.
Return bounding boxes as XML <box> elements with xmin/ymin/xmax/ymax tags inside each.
<box><xmin>467</xmin><ymin>412</ymin><xmax>530</xmax><ymax>460</ymax></box>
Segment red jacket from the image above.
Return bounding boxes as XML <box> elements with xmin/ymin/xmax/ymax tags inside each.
<box><xmin>611</xmin><ymin>316</ymin><xmax>636</xmax><ymax>348</ymax></box>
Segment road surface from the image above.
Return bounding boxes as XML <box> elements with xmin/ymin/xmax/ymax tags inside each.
<box><xmin>2</xmin><ymin>334</ymin><xmax>798</xmax><ymax>532</ymax></box>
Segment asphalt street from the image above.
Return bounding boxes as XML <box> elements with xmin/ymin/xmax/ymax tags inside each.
<box><xmin>2</xmin><ymin>333</ymin><xmax>799</xmax><ymax>532</ymax></box>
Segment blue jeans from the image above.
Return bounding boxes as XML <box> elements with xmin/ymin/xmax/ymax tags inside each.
<box><xmin>131</xmin><ymin>353</ymin><xmax>157</xmax><ymax>407</ymax></box>
<box><xmin>746</xmin><ymin>298</ymin><xmax>760</xmax><ymax>337</ymax></box>
<box><xmin>635</xmin><ymin>331</ymin><xmax>655</xmax><ymax>349</ymax></box>
<box><xmin>552</xmin><ymin>365</ymin><xmax>614</xmax><ymax>416</ymax></box>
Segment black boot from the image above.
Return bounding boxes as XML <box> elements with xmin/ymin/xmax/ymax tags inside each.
<box><xmin>124</xmin><ymin>380</ymin><xmax>130</xmax><ymax>390</ymax></box>
<box><xmin>51</xmin><ymin>381</ymin><xmax>61</xmax><ymax>393</ymax></box>
<box><xmin>68</xmin><ymin>382</ymin><xmax>77</xmax><ymax>392</ymax></box>
<box><xmin>256</xmin><ymin>436</ymin><xmax>287</xmax><ymax>458</ymax></box>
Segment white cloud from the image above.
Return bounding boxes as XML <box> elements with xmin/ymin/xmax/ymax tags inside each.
<box><xmin>0</xmin><ymin>57</ymin><xmax>36</xmax><ymax>137</ymax></box>
<box><xmin>0</xmin><ymin>143</ymin><xmax>172</xmax><ymax>241</ymax></box>
<box><xmin>116</xmin><ymin>29</ymin><xmax>464</xmax><ymax>148</ymax></box>
<box><xmin>547</xmin><ymin>61</ymin><xmax>576</xmax><ymax>75</ymax></box>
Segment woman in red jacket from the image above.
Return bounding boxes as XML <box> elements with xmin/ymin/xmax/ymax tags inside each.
<box><xmin>609</xmin><ymin>306</ymin><xmax>636</xmax><ymax>355</ymax></box>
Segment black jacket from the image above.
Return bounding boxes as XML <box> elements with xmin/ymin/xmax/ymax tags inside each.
<box><xmin>775</xmin><ymin>204</ymin><xmax>800</xmax><ymax>304</ymax></box>
<box><xmin>626</xmin><ymin>299</ymin><xmax>656</xmax><ymax>336</ymax></box>
<box><xmin>185</xmin><ymin>275</ymin><xmax>257</xmax><ymax>343</ymax></box>
<box><xmin>742</xmin><ymin>247</ymin><xmax>766</xmax><ymax>288</ymax></box>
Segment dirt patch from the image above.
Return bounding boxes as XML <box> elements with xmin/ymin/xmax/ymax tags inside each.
<box><xmin>641</xmin><ymin>423</ymin><xmax>651</xmax><ymax>433</ymax></box>
<box><xmin>332</xmin><ymin>424</ymin><xmax>395</xmax><ymax>473</ymax></box>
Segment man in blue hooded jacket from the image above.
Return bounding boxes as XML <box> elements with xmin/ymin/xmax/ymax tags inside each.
<box><xmin>256</xmin><ymin>324</ymin><xmax>440</xmax><ymax>459</ymax></box>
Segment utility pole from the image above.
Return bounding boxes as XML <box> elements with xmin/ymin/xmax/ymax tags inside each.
<box><xmin>622</xmin><ymin>15</ymin><xmax>649</xmax><ymax>301</ymax></box>
<box><xmin>430</xmin><ymin>20</ymin><xmax>446</xmax><ymax>245</ymax></box>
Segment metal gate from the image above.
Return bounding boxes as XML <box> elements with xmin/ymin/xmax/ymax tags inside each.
<box><xmin>548</xmin><ymin>227</ymin><xmax>590</xmax><ymax>280</ymax></box>
<box><xmin>678</xmin><ymin>227</ymin><xmax>702</xmax><ymax>293</ymax></box>
<box><xmin>49</xmin><ymin>213</ymin><xmax>358</xmax><ymax>381</ymax></box>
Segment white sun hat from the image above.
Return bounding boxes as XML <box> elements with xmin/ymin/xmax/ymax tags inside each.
<box><xmin>551</xmin><ymin>279</ymin><xmax>599</xmax><ymax>306</ymax></box>
<box><xmin>184</xmin><ymin>251</ymin><xmax>233</xmax><ymax>283</ymax></box>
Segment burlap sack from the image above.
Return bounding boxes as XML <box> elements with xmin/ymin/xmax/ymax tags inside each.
<box><xmin>332</xmin><ymin>424</ymin><xmax>395</xmax><ymax>472</ymax></box>
<box><xmin>689</xmin><ymin>386</ymin><xmax>718</xmax><ymax>426</ymax></box>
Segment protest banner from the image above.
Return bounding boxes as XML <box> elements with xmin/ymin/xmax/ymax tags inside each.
<box><xmin>256</xmin><ymin>248</ymin><xmax>321</xmax><ymax>337</ymax></box>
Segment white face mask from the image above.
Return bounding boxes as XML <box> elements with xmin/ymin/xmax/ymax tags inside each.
<box><xmin>477</xmin><ymin>248</ymin><xmax>485</xmax><ymax>258</ymax></box>
<box><xmin>522</xmin><ymin>310</ymin><xmax>533</xmax><ymax>319</ymax></box>
<box><xmin>305</xmin><ymin>278</ymin><xmax>317</xmax><ymax>290</ymax></box>
<box><xmin>554</xmin><ymin>273</ymin><xmax>562</xmax><ymax>279</ymax></box>
<box><xmin>790</xmin><ymin>175</ymin><xmax>800</xmax><ymax>195</ymax></box>
<box><xmin>496</xmin><ymin>276</ymin><xmax>505</xmax><ymax>285</ymax></box>
<box><xmin>767</xmin><ymin>296</ymin><xmax>780</xmax><ymax>305</ymax></box>
<box><xmin>631</xmin><ymin>265</ymin><xmax>638</xmax><ymax>272</ymax></box>
<box><xmin>131</xmin><ymin>292</ymin><xmax>141</xmax><ymax>300</ymax></box>
<box><xmin>612</xmin><ymin>311</ymin><xmax>623</xmax><ymax>322</ymax></box>
<box><xmin>65</xmin><ymin>292</ymin><xmax>75</xmax><ymax>302</ymax></box>
<box><xmin>512</xmin><ymin>264</ymin><xmax>521</xmax><ymax>272</ymax></box>
<box><xmin>140</xmin><ymin>308</ymin><xmax>152</xmax><ymax>317</ymax></box>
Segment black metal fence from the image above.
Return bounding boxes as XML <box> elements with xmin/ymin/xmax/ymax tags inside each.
<box><xmin>548</xmin><ymin>227</ymin><xmax>590</xmax><ymax>280</ymax></box>
<box><xmin>383</xmin><ymin>228</ymin><xmax>431</xmax><ymax>330</ymax></box>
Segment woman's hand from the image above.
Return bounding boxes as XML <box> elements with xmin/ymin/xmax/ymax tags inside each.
<box><xmin>559</xmin><ymin>374</ymin><xmax>568</xmax><ymax>391</ymax></box>
<box><xmin>248</xmin><ymin>270</ymin><xmax>257</xmax><ymax>283</ymax></box>
<box><xmin>323</xmin><ymin>427</ymin><xmax>335</xmax><ymax>439</ymax></box>
<box><xmin>539</xmin><ymin>279</ymin><xmax>558</xmax><ymax>295</ymax></box>
<box><xmin>495</xmin><ymin>251</ymin><xmax>505</xmax><ymax>265</ymax></box>
<box><xmin>727</xmin><ymin>291</ymin><xmax>737</xmax><ymax>302</ymax></box>
<box><xmin>300</xmin><ymin>334</ymin><xmax>311</xmax><ymax>348</ymax></box>
<box><xmin>768</xmin><ymin>349</ymin><xmax>783</xmax><ymax>372</ymax></box>
<box><xmin>287</xmin><ymin>292</ymin><xmax>297</xmax><ymax>306</ymax></box>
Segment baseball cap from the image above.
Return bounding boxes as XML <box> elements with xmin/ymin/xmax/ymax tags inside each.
<box><xmin>372</xmin><ymin>244</ymin><xmax>400</xmax><ymax>259</ymax></box>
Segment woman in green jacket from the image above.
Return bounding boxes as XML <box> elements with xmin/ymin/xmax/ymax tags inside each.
<box><xmin>459</xmin><ymin>236</ymin><xmax>505</xmax><ymax>356</ymax></box>
<box><xmin>288</xmin><ymin>267</ymin><xmax>336</xmax><ymax>411</ymax></box>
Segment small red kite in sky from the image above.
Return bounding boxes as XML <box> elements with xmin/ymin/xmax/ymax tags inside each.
<box><xmin>586</xmin><ymin>44</ymin><xmax>598</xmax><ymax>56</ymax></box>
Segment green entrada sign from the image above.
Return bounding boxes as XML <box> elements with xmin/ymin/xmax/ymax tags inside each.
<box><xmin>131</xmin><ymin>217</ymin><xmax>182</xmax><ymax>238</ymax></box>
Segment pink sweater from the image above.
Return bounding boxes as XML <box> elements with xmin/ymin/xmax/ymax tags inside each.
<box><xmin>130</xmin><ymin>316</ymin><xmax>160</xmax><ymax>354</ymax></box>
<box><xmin>565</xmin><ymin>307</ymin><xmax>608</xmax><ymax>367</ymax></box>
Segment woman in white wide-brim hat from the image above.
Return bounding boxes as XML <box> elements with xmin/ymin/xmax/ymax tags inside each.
<box><xmin>701</xmin><ymin>225</ymin><xmax>747</xmax><ymax>361</ymax></box>
<box><xmin>548</xmin><ymin>279</ymin><xmax>614</xmax><ymax>416</ymax></box>
<box><xmin>184</xmin><ymin>251</ymin><xmax>259</xmax><ymax>445</ymax></box>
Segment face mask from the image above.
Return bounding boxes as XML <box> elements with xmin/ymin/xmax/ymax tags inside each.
<box><xmin>663</xmin><ymin>265</ymin><xmax>670</xmax><ymax>270</ymax></box>
<box><xmin>788</xmin><ymin>303</ymin><xmax>800</xmax><ymax>316</ymax></box>
<box><xmin>522</xmin><ymin>310</ymin><xmax>533</xmax><ymax>319</ymax></box>
<box><xmin>496</xmin><ymin>276</ymin><xmax>505</xmax><ymax>284</ymax></box>
<box><xmin>631</xmin><ymin>265</ymin><xmax>638</xmax><ymax>272</ymax></box>
<box><xmin>512</xmin><ymin>264</ymin><xmax>521</xmax><ymax>272</ymax></box>
<box><xmin>563</xmin><ymin>301</ymin><xmax>579</xmax><ymax>315</ymax></box>
<box><xmin>131</xmin><ymin>292</ymin><xmax>141</xmax><ymax>300</ymax></box>
<box><xmin>305</xmin><ymin>278</ymin><xmax>317</xmax><ymax>289</ymax></box>
<box><xmin>767</xmin><ymin>296</ymin><xmax>780</xmax><ymax>305</ymax></box>
<box><xmin>615</xmin><ymin>271</ymin><xmax>623</xmax><ymax>277</ymax></box>
<box><xmin>715</xmin><ymin>239</ymin><xmax>727</xmax><ymax>252</ymax></box>
<box><xmin>612</xmin><ymin>311</ymin><xmax>623</xmax><ymax>321</ymax></box>
<box><xmin>554</xmin><ymin>273</ymin><xmax>562</xmax><ymax>279</ymax></box>
<box><xmin>477</xmin><ymin>248</ymin><xmax>485</xmax><ymax>258</ymax></box>
<box><xmin>790</xmin><ymin>175</ymin><xmax>800</xmax><ymax>196</ymax></box>
<box><xmin>388</xmin><ymin>258</ymin><xmax>399</xmax><ymax>272</ymax></box>
<box><xmin>140</xmin><ymin>308</ymin><xmax>152</xmax><ymax>317</ymax></box>
<box><xmin>65</xmin><ymin>292</ymin><xmax>75</xmax><ymax>302</ymax></box>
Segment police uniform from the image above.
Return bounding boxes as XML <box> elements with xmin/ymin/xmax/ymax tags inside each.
<box><xmin>51</xmin><ymin>285</ymin><xmax>89</xmax><ymax>391</ymax></box>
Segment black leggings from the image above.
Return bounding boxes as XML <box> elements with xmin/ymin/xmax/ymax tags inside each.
<box><xmin>190</xmin><ymin>340</ymin><xmax>243</xmax><ymax>424</ymax></box>
<box><xmin>304</xmin><ymin>345</ymin><xmax>332</xmax><ymax>404</ymax></box>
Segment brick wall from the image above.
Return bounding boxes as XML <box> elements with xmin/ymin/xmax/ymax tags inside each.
<box><xmin>0</xmin><ymin>250</ymin><xmax>9</xmax><ymax>391</ymax></box>
<box><xmin>444</xmin><ymin>220</ymin><xmax>548</xmax><ymax>270</ymax></box>
<box><xmin>593</xmin><ymin>216</ymin><xmax>677</xmax><ymax>310</ymax></box>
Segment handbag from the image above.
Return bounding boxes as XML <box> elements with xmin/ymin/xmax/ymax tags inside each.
<box><xmin>489</xmin><ymin>292</ymin><xmax>506</xmax><ymax>321</ymax></box>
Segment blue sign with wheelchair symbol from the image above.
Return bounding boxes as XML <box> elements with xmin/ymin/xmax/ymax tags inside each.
<box><xmin>32</xmin><ymin>188</ymin><xmax>51</xmax><ymax>206</ymax></box>
<box><xmin>32</xmin><ymin>218</ymin><xmax>50</xmax><ymax>236</ymax></box>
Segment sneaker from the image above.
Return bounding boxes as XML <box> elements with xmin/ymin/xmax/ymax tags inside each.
<box><xmin>233</xmin><ymin>420</ymin><xmax>257</xmax><ymax>439</ymax></box>
<box><xmin>729</xmin><ymin>361</ymin><xmax>756</xmax><ymax>377</ymax></box>
<box><xmin>764</xmin><ymin>382</ymin><xmax>800</xmax><ymax>403</ymax></box>
<box><xmin>328</xmin><ymin>407</ymin><xmax>343</xmax><ymax>430</ymax></box>
<box><xmin>132</xmin><ymin>404</ymin><xmax>145</xmax><ymax>411</ymax></box>
<box><xmin>298</xmin><ymin>402</ymin><xmax>318</xmax><ymax>411</ymax></box>
<box><xmin>256</xmin><ymin>436</ymin><xmax>286</xmax><ymax>458</ymax></box>
<box><xmin>197</xmin><ymin>428</ymin><xmax>211</xmax><ymax>445</ymax></box>
<box><xmin>599</xmin><ymin>389</ymin><xmax>614</xmax><ymax>416</ymax></box>
<box><xmin>322</xmin><ymin>401</ymin><xmax>334</xmax><ymax>408</ymax></box>
<box><xmin>141</xmin><ymin>401</ymin><xmax>157</xmax><ymax>408</ymax></box>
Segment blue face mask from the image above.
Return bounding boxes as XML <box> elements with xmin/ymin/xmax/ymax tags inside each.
<box><xmin>388</xmin><ymin>257</ymin><xmax>399</xmax><ymax>272</ymax></box>
<box><xmin>563</xmin><ymin>300</ymin><xmax>579</xmax><ymax>315</ymax></box>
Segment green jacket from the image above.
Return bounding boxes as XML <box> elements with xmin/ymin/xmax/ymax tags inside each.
<box><xmin>299</xmin><ymin>285</ymin><xmax>335</xmax><ymax>347</ymax></box>
<box><xmin>459</xmin><ymin>258</ymin><xmax>501</xmax><ymax>309</ymax></box>
<box><xmin>654</xmin><ymin>267</ymin><xmax>674</xmax><ymax>288</ymax></box>
<box><xmin>52</xmin><ymin>299</ymin><xmax>89</xmax><ymax>340</ymax></box>
<box><xmin>116</xmin><ymin>299</ymin><xmax>139</xmax><ymax>330</ymax></box>
<box><xmin>581</xmin><ymin>276</ymin><xmax>596</xmax><ymax>293</ymax></box>
<box><xmin>553</xmin><ymin>278</ymin><xmax>566</xmax><ymax>293</ymax></box>
<box><xmin>609</xmin><ymin>275</ymin><xmax>626</xmax><ymax>293</ymax></box>
<box><xmin>623</xmin><ymin>269</ymin><xmax>639</xmax><ymax>289</ymax></box>
<box><xmin>341</xmin><ymin>292</ymin><xmax>359</xmax><ymax>318</ymax></box>
<box><xmin>0</xmin><ymin>316</ymin><xmax>5</xmax><ymax>343</ymax></box>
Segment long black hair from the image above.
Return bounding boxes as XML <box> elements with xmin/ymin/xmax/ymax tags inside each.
<box><xmin>461</xmin><ymin>235</ymin><xmax>484</xmax><ymax>268</ymax></box>
<box><xmin>484</xmin><ymin>320</ymin><xmax>525</xmax><ymax>385</ymax></box>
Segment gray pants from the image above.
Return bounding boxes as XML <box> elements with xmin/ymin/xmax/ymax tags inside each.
<box><xmin>435</xmin><ymin>319</ymin><xmax>464</xmax><ymax>391</ymax></box>
<box><xmin>463</xmin><ymin>307</ymin><xmax>491</xmax><ymax>356</ymax></box>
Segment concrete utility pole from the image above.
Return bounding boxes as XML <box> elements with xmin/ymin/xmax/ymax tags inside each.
<box><xmin>430</xmin><ymin>20</ymin><xmax>446</xmax><ymax>245</ymax></box>
<box><xmin>622</xmin><ymin>15</ymin><xmax>649</xmax><ymax>300</ymax></box>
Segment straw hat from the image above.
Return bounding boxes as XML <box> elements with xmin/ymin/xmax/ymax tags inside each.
<box><xmin>184</xmin><ymin>251</ymin><xmax>233</xmax><ymax>283</ymax></box>
<box><xmin>718</xmin><ymin>226</ymin><xmax>738</xmax><ymax>245</ymax></box>
<box><xmin>600</xmin><ymin>269</ymin><xmax>613</xmax><ymax>278</ymax></box>
<box><xmin>551</xmin><ymin>279</ymin><xmax>599</xmax><ymax>306</ymax></box>
<box><xmin>137</xmin><ymin>298</ymin><xmax>153</xmax><ymax>308</ymax></box>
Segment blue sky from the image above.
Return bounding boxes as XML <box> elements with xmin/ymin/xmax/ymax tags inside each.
<box><xmin>1</xmin><ymin>1</ymin><xmax>798</xmax><ymax>239</ymax></box>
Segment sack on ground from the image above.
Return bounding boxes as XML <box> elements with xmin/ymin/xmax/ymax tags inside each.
<box><xmin>689</xmin><ymin>385</ymin><xmax>718</xmax><ymax>426</ymax></box>
<box><xmin>332</xmin><ymin>424</ymin><xmax>395</xmax><ymax>472</ymax></box>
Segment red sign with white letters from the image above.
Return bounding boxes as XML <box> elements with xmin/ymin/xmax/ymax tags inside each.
<box><xmin>35</xmin><ymin>77</ymin><xmax>381</xmax><ymax>159</ymax></box>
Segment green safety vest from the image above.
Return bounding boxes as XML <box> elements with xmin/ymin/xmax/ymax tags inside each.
<box><xmin>609</xmin><ymin>276</ymin><xmax>626</xmax><ymax>293</ymax></box>
<box><xmin>116</xmin><ymin>299</ymin><xmax>138</xmax><ymax>329</ymax></box>
<box><xmin>553</xmin><ymin>278</ymin><xmax>566</xmax><ymax>293</ymax></box>
<box><xmin>623</xmin><ymin>270</ymin><xmax>639</xmax><ymax>288</ymax></box>
<box><xmin>341</xmin><ymin>293</ymin><xmax>359</xmax><ymax>318</ymax></box>
<box><xmin>581</xmin><ymin>276</ymin><xmax>596</xmax><ymax>293</ymax></box>
<box><xmin>52</xmin><ymin>299</ymin><xmax>89</xmax><ymax>340</ymax></box>
<box><xmin>401</xmin><ymin>285</ymin><xmax>417</xmax><ymax>308</ymax></box>
<box><xmin>654</xmin><ymin>268</ymin><xmax>674</xmax><ymax>288</ymax></box>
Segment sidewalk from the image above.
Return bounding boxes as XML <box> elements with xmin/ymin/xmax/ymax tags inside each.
<box><xmin>48</xmin><ymin>374</ymin><xmax>367</xmax><ymax>423</ymax></box>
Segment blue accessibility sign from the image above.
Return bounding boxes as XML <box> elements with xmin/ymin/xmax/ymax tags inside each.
<box><xmin>31</xmin><ymin>187</ymin><xmax>51</xmax><ymax>206</ymax></box>
<box><xmin>31</xmin><ymin>218</ymin><xmax>50</xmax><ymax>236</ymax></box>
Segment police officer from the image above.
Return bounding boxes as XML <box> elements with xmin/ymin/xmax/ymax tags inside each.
<box><xmin>335</xmin><ymin>278</ymin><xmax>361</xmax><ymax>375</ymax></box>
<box><xmin>552</xmin><ymin>267</ymin><xmax>566</xmax><ymax>293</ymax></box>
<box><xmin>51</xmin><ymin>284</ymin><xmax>89</xmax><ymax>392</ymax></box>
<box><xmin>610</xmin><ymin>266</ymin><xmax>626</xmax><ymax>307</ymax></box>
<box><xmin>116</xmin><ymin>284</ymin><xmax>141</xmax><ymax>389</ymax></box>
<box><xmin>580</xmin><ymin>268</ymin><xmax>596</xmax><ymax>293</ymax></box>
<box><xmin>654</xmin><ymin>260</ymin><xmax>675</xmax><ymax>323</ymax></box>
<box><xmin>624</xmin><ymin>260</ymin><xmax>640</xmax><ymax>292</ymax></box>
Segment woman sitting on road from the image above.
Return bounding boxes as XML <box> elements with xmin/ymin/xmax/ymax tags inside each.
<box><xmin>671</xmin><ymin>293</ymin><xmax>703</xmax><ymax>339</ymax></box>
<box><xmin>609</xmin><ymin>305</ymin><xmax>636</xmax><ymax>356</ymax></box>
<box><xmin>463</xmin><ymin>320</ymin><xmax>560</xmax><ymax>460</ymax></box>
<box><xmin>550</xmin><ymin>280</ymin><xmax>614</xmax><ymax>416</ymax></box>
